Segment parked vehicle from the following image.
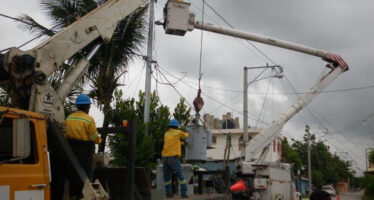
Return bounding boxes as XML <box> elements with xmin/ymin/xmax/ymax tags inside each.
<box><xmin>322</xmin><ymin>185</ymin><xmax>337</xmax><ymax>199</ymax></box>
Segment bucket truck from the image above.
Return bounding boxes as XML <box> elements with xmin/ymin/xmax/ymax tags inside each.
<box><xmin>0</xmin><ymin>0</ymin><xmax>147</xmax><ymax>199</ymax></box>
<box><xmin>159</xmin><ymin>1</ymin><xmax>348</xmax><ymax>199</ymax></box>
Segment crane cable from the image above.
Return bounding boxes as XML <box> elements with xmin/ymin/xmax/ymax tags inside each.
<box><xmin>193</xmin><ymin>0</ymin><xmax>205</xmax><ymax>115</ymax></box>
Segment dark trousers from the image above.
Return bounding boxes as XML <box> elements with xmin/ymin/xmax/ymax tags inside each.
<box><xmin>162</xmin><ymin>156</ymin><xmax>187</xmax><ymax>196</ymax></box>
<box><xmin>67</xmin><ymin>139</ymin><xmax>95</xmax><ymax>198</ymax></box>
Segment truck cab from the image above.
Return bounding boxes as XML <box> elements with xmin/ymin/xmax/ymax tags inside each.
<box><xmin>0</xmin><ymin>106</ymin><xmax>50</xmax><ymax>200</ymax></box>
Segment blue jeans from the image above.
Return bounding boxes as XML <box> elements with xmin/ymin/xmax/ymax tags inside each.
<box><xmin>162</xmin><ymin>156</ymin><xmax>187</xmax><ymax>196</ymax></box>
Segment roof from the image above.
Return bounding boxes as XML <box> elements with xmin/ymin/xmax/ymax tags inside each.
<box><xmin>0</xmin><ymin>106</ymin><xmax>45</xmax><ymax>120</ymax></box>
<box><xmin>209</xmin><ymin>128</ymin><xmax>262</xmax><ymax>135</ymax></box>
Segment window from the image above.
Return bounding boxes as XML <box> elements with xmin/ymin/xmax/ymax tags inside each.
<box><xmin>222</xmin><ymin>119</ymin><xmax>235</xmax><ymax>129</ymax></box>
<box><xmin>239</xmin><ymin>135</ymin><xmax>243</xmax><ymax>150</ymax></box>
<box><xmin>212</xmin><ymin>136</ymin><xmax>217</xmax><ymax>144</ymax></box>
<box><xmin>0</xmin><ymin>117</ymin><xmax>37</xmax><ymax>164</ymax></box>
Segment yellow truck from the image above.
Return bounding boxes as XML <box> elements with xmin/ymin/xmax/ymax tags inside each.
<box><xmin>0</xmin><ymin>107</ymin><xmax>50</xmax><ymax>199</ymax></box>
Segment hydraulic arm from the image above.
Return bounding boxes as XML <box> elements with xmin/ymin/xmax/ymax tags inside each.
<box><xmin>1</xmin><ymin>0</ymin><xmax>147</xmax><ymax>125</ymax></box>
<box><xmin>160</xmin><ymin>1</ymin><xmax>349</xmax><ymax>163</ymax></box>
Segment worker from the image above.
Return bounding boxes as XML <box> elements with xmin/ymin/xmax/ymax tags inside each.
<box><xmin>161</xmin><ymin>119</ymin><xmax>189</xmax><ymax>198</ymax></box>
<box><xmin>65</xmin><ymin>94</ymin><xmax>102</xmax><ymax>198</ymax></box>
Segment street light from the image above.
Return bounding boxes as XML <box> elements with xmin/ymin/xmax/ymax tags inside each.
<box><xmin>242</xmin><ymin>64</ymin><xmax>283</xmax><ymax>147</ymax></box>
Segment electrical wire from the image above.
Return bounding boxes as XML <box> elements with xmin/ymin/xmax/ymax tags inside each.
<box><xmin>254</xmin><ymin>76</ymin><xmax>272</xmax><ymax>128</ymax></box>
<box><xmin>180</xmin><ymin>80</ymin><xmax>374</xmax><ymax>96</ymax></box>
<box><xmin>276</xmin><ymin>75</ymin><xmax>366</xmax><ymax>164</ymax></box>
<box><xmin>189</xmin><ymin>1</ymin><xmax>268</xmax><ymax>64</ymax></box>
<box><xmin>130</xmin><ymin>64</ymin><xmax>146</xmax><ymax>98</ymax></box>
<box><xmin>156</xmin><ymin>64</ymin><xmax>269</xmax><ymax>125</ymax></box>
<box><xmin>197</xmin><ymin>0</ymin><xmax>277</xmax><ymax>65</ymax></box>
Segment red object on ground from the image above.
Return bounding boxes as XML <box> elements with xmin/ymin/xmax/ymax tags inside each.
<box><xmin>230</xmin><ymin>179</ymin><xmax>247</xmax><ymax>192</ymax></box>
<box><xmin>336</xmin><ymin>194</ymin><xmax>340</xmax><ymax>200</ymax></box>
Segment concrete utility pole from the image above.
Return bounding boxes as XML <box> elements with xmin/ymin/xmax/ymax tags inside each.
<box><xmin>144</xmin><ymin>0</ymin><xmax>154</xmax><ymax>130</ymax></box>
<box><xmin>242</xmin><ymin>64</ymin><xmax>283</xmax><ymax>147</ymax></box>
<box><xmin>306</xmin><ymin>125</ymin><xmax>312</xmax><ymax>196</ymax></box>
<box><xmin>243</xmin><ymin>67</ymin><xmax>249</xmax><ymax>144</ymax></box>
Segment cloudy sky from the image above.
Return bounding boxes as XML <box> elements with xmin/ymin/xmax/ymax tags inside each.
<box><xmin>1</xmin><ymin>0</ymin><xmax>373</xmax><ymax>175</ymax></box>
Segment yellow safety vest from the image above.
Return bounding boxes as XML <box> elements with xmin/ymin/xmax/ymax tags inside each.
<box><xmin>65</xmin><ymin>111</ymin><xmax>102</xmax><ymax>144</ymax></box>
<box><xmin>161</xmin><ymin>128</ymin><xmax>189</xmax><ymax>157</ymax></box>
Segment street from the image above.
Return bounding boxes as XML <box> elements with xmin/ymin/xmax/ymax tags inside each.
<box><xmin>339</xmin><ymin>191</ymin><xmax>363</xmax><ymax>200</ymax></box>
<box><xmin>302</xmin><ymin>191</ymin><xmax>363</xmax><ymax>200</ymax></box>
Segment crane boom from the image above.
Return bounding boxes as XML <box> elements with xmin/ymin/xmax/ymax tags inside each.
<box><xmin>25</xmin><ymin>0</ymin><xmax>146</xmax><ymax>78</ymax></box>
<box><xmin>160</xmin><ymin>0</ymin><xmax>349</xmax><ymax>162</ymax></box>
<box><xmin>244</xmin><ymin>67</ymin><xmax>343</xmax><ymax>161</ymax></box>
<box><xmin>1</xmin><ymin>0</ymin><xmax>147</xmax><ymax>124</ymax></box>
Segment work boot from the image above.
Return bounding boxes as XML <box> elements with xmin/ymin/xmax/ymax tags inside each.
<box><xmin>181</xmin><ymin>194</ymin><xmax>188</xmax><ymax>198</ymax></box>
<box><xmin>165</xmin><ymin>194</ymin><xmax>174</xmax><ymax>199</ymax></box>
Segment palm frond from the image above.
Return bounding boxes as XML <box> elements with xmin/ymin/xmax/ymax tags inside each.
<box><xmin>16</xmin><ymin>14</ymin><xmax>55</xmax><ymax>37</ymax></box>
<box><xmin>40</xmin><ymin>0</ymin><xmax>98</xmax><ymax>28</ymax></box>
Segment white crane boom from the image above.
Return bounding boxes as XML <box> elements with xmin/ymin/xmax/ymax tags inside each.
<box><xmin>1</xmin><ymin>0</ymin><xmax>147</xmax><ymax>124</ymax></box>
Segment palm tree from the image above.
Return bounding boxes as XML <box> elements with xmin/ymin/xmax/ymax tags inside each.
<box><xmin>15</xmin><ymin>0</ymin><xmax>147</xmax><ymax>138</ymax></box>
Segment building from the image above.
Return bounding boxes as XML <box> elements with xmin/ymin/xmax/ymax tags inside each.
<box><xmin>203</xmin><ymin>113</ymin><xmax>283</xmax><ymax>162</ymax></box>
<box><xmin>337</xmin><ymin>181</ymin><xmax>349</xmax><ymax>193</ymax></box>
<box><xmin>295</xmin><ymin>177</ymin><xmax>310</xmax><ymax>195</ymax></box>
<box><xmin>204</xmin><ymin>113</ymin><xmax>240</xmax><ymax>129</ymax></box>
<box><xmin>365</xmin><ymin>148</ymin><xmax>374</xmax><ymax>175</ymax></box>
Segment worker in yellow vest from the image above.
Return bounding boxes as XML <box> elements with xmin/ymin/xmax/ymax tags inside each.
<box><xmin>65</xmin><ymin>94</ymin><xmax>102</xmax><ymax>198</ymax></box>
<box><xmin>161</xmin><ymin>119</ymin><xmax>189</xmax><ymax>198</ymax></box>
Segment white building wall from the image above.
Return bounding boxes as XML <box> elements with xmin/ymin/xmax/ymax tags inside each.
<box><xmin>207</xmin><ymin>129</ymin><xmax>282</xmax><ymax>162</ymax></box>
<box><xmin>207</xmin><ymin>133</ymin><xmax>242</xmax><ymax>160</ymax></box>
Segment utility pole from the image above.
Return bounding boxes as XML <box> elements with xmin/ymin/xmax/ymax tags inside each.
<box><xmin>306</xmin><ymin>125</ymin><xmax>312</xmax><ymax>196</ymax></box>
<box><xmin>242</xmin><ymin>64</ymin><xmax>283</xmax><ymax>152</ymax></box>
<box><xmin>243</xmin><ymin>67</ymin><xmax>249</xmax><ymax>144</ymax></box>
<box><xmin>144</xmin><ymin>0</ymin><xmax>154</xmax><ymax>131</ymax></box>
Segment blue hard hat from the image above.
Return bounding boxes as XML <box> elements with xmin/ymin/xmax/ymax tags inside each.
<box><xmin>169</xmin><ymin>119</ymin><xmax>180</xmax><ymax>127</ymax></box>
<box><xmin>76</xmin><ymin>94</ymin><xmax>92</xmax><ymax>105</ymax></box>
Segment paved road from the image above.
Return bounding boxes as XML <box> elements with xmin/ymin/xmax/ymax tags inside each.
<box><xmin>339</xmin><ymin>191</ymin><xmax>363</xmax><ymax>200</ymax></box>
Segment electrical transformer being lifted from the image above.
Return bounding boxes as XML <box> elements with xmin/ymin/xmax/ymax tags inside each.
<box><xmin>159</xmin><ymin>1</ymin><xmax>348</xmax><ymax>200</ymax></box>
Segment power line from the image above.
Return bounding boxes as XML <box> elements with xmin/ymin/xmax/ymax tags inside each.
<box><xmin>186</xmin><ymin>81</ymin><xmax>374</xmax><ymax>96</ymax></box>
<box><xmin>189</xmin><ymin>1</ymin><xmax>268</xmax><ymax>64</ymax></box>
<box><xmin>282</xmin><ymin>75</ymin><xmax>366</xmax><ymax>161</ymax></box>
<box><xmin>156</xmin><ymin>64</ymin><xmax>269</xmax><ymax>125</ymax></box>
<box><xmin>274</xmin><ymin>73</ymin><xmax>366</xmax><ymax>164</ymax></box>
<box><xmin>198</xmin><ymin>0</ymin><xmax>277</xmax><ymax>65</ymax></box>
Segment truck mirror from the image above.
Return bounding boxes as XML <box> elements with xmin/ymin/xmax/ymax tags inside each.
<box><xmin>12</xmin><ymin>118</ymin><xmax>31</xmax><ymax>158</ymax></box>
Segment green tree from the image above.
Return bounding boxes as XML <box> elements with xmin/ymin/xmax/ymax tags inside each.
<box><xmin>369</xmin><ymin>150</ymin><xmax>374</xmax><ymax>164</ymax></box>
<box><xmin>287</xmin><ymin>133</ymin><xmax>353</xmax><ymax>186</ymax></box>
<box><xmin>108</xmin><ymin>90</ymin><xmax>170</xmax><ymax>168</ymax></box>
<box><xmin>107</xmin><ymin>91</ymin><xmax>193</xmax><ymax>168</ymax></box>
<box><xmin>173</xmin><ymin>97</ymin><xmax>192</xmax><ymax>130</ymax></box>
<box><xmin>363</xmin><ymin>175</ymin><xmax>374</xmax><ymax>198</ymax></box>
<box><xmin>281</xmin><ymin>138</ymin><xmax>302</xmax><ymax>174</ymax></box>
